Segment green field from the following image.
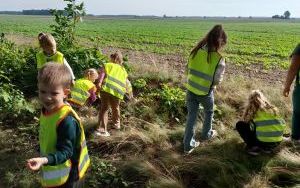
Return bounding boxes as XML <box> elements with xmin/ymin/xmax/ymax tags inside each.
<box><xmin>1</xmin><ymin>14</ymin><xmax>300</xmax><ymax>188</ymax></box>
<box><xmin>1</xmin><ymin>15</ymin><xmax>300</xmax><ymax>68</ymax></box>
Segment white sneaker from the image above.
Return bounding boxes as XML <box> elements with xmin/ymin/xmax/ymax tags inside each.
<box><xmin>283</xmin><ymin>137</ymin><xmax>300</xmax><ymax>144</ymax></box>
<box><xmin>95</xmin><ymin>131</ymin><xmax>110</xmax><ymax>137</ymax></box>
<box><xmin>210</xmin><ymin>130</ymin><xmax>218</xmax><ymax>139</ymax></box>
<box><xmin>282</xmin><ymin>136</ymin><xmax>291</xmax><ymax>142</ymax></box>
<box><xmin>184</xmin><ymin>141</ymin><xmax>200</xmax><ymax>154</ymax></box>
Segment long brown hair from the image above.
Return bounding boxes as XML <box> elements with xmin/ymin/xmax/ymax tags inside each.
<box><xmin>190</xmin><ymin>25</ymin><xmax>227</xmax><ymax>61</ymax></box>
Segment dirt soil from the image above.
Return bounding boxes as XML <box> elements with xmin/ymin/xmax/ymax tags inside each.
<box><xmin>102</xmin><ymin>47</ymin><xmax>287</xmax><ymax>85</ymax></box>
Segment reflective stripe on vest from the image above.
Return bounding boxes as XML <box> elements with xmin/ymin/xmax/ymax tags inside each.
<box><xmin>36</xmin><ymin>51</ymin><xmax>64</xmax><ymax>69</ymax></box>
<box><xmin>102</xmin><ymin>63</ymin><xmax>128</xmax><ymax>99</ymax></box>
<box><xmin>69</xmin><ymin>79</ymin><xmax>95</xmax><ymax>106</ymax></box>
<box><xmin>186</xmin><ymin>49</ymin><xmax>221</xmax><ymax>95</ymax></box>
<box><xmin>42</xmin><ymin>165</ymin><xmax>71</xmax><ymax>180</ymax></box>
<box><xmin>39</xmin><ymin>105</ymin><xmax>90</xmax><ymax>187</ymax></box>
<box><xmin>107</xmin><ymin>75</ymin><xmax>126</xmax><ymax>88</ymax></box>
<box><xmin>254</xmin><ymin>110</ymin><xmax>285</xmax><ymax>143</ymax></box>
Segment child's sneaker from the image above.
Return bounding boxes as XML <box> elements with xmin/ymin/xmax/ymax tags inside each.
<box><xmin>210</xmin><ymin>130</ymin><xmax>218</xmax><ymax>139</ymax></box>
<box><xmin>246</xmin><ymin>146</ymin><xmax>260</xmax><ymax>156</ymax></box>
<box><xmin>184</xmin><ymin>141</ymin><xmax>200</xmax><ymax>154</ymax></box>
<box><xmin>95</xmin><ymin>130</ymin><xmax>110</xmax><ymax>137</ymax></box>
<box><xmin>112</xmin><ymin>123</ymin><xmax>121</xmax><ymax>130</ymax></box>
<box><xmin>282</xmin><ymin>136</ymin><xmax>291</xmax><ymax>142</ymax></box>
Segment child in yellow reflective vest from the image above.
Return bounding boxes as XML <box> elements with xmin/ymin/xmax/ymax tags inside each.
<box><xmin>236</xmin><ymin>90</ymin><xmax>285</xmax><ymax>156</ymax></box>
<box><xmin>95</xmin><ymin>51</ymin><xmax>133</xmax><ymax>137</ymax></box>
<box><xmin>68</xmin><ymin>68</ymin><xmax>98</xmax><ymax>109</ymax></box>
<box><xmin>183</xmin><ymin>25</ymin><xmax>227</xmax><ymax>154</ymax></box>
<box><xmin>36</xmin><ymin>33</ymin><xmax>75</xmax><ymax>81</ymax></box>
<box><xmin>27</xmin><ymin>63</ymin><xmax>90</xmax><ymax>187</ymax></box>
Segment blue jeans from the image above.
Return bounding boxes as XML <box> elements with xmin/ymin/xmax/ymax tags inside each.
<box><xmin>183</xmin><ymin>90</ymin><xmax>214</xmax><ymax>151</ymax></box>
<box><xmin>292</xmin><ymin>84</ymin><xmax>300</xmax><ymax>140</ymax></box>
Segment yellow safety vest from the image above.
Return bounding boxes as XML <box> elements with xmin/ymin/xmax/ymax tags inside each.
<box><xmin>39</xmin><ymin>105</ymin><xmax>90</xmax><ymax>187</ymax></box>
<box><xmin>36</xmin><ymin>51</ymin><xmax>64</xmax><ymax>69</ymax></box>
<box><xmin>253</xmin><ymin>110</ymin><xmax>285</xmax><ymax>142</ymax></box>
<box><xmin>68</xmin><ymin>78</ymin><xmax>96</xmax><ymax>107</ymax></box>
<box><xmin>186</xmin><ymin>49</ymin><xmax>222</xmax><ymax>96</ymax></box>
<box><xmin>102</xmin><ymin>62</ymin><xmax>128</xmax><ymax>99</ymax></box>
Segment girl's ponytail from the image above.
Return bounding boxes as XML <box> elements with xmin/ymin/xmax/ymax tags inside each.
<box><xmin>38</xmin><ymin>33</ymin><xmax>46</xmax><ymax>42</ymax></box>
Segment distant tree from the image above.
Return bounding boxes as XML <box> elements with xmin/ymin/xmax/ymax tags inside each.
<box><xmin>272</xmin><ymin>15</ymin><xmax>280</xmax><ymax>19</ymax></box>
<box><xmin>284</xmin><ymin>10</ymin><xmax>291</xmax><ymax>19</ymax></box>
<box><xmin>163</xmin><ymin>14</ymin><xmax>167</xmax><ymax>18</ymax></box>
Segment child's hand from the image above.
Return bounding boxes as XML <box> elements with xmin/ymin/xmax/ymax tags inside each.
<box><xmin>27</xmin><ymin>157</ymin><xmax>48</xmax><ymax>171</ymax></box>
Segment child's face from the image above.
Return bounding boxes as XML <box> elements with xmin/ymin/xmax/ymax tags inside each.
<box><xmin>88</xmin><ymin>73</ymin><xmax>98</xmax><ymax>82</ymax></box>
<box><xmin>42</xmin><ymin>45</ymin><xmax>56</xmax><ymax>56</ymax></box>
<box><xmin>38</xmin><ymin>82</ymin><xmax>69</xmax><ymax>112</ymax></box>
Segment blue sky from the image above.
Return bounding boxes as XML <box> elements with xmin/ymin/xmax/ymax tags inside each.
<box><xmin>0</xmin><ymin>0</ymin><xmax>299</xmax><ymax>17</ymax></box>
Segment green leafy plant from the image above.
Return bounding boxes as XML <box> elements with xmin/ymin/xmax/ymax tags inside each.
<box><xmin>0</xmin><ymin>71</ymin><xmax>35</xmax><ymax>122</ymax></box>
<box><xmin>133</xmin><ymin>78</ymin><xmax>147</xmax><ymax>89</ymax></box>
<box><xmin>86</xmin><ymin>157</ymin><xmax>128</xmax><ymax>187</ymax></box>
<box><xmin>0</xmin><ymin>34</ymin><xmax>38</xmax><ymax>97</ymax></box>
<box><xmin>50</xmin><ymin>0</ymin><xmax>86</xmax><ymax>48</ymax></box>
<box><xmin>159</xmin><ymin>84</ymin><xmax>186</xmax><ymax>118</ymax></box>
<box><xmin>63</xmin><ymin>47</ymin><xmax>108</xmax><ymax>77</ymax></box>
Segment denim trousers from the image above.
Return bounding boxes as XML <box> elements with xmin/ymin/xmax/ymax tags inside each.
<box><xmin>183</xmin><ymin>90</ymin><xmax>214</xmax><ymax>151</ymax></box>
<box><xmin>292</xmin><ymin>83</ymin><xmax>300</xmax><ymax>140</ymax></box>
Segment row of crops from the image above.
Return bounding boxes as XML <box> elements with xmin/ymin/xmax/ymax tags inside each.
<box><xmin>1</xmin><ymin>15</ymin><xmax>300</xmax><ymax>68</ymax></box>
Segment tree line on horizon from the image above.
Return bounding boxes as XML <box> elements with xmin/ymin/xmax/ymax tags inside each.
<box><xmin>272</xmin><ymin>11</ymin><xmax>291</xmax><ymax>19</ymax></box>
<box><xmin>0</xmin><ymin>9</ymin><xmax>294</xmax><ymax>19</ymax></box>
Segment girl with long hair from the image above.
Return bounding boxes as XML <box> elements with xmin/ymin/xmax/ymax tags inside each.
<box><xmin>183</xmin><ymin>25</ymin><xmax>227</xmax><ymax>154</ymax></box>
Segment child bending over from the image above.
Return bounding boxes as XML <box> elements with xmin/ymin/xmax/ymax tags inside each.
<box><xmin>236</xmin><ymin>90</ymin><xmax>285</xmax><ymax>156</ymax></box>
<box><xmin>68</xmin><ymin>68</ymin><xmax>98</xmax><ymax>109</ymax></box>
<box><xmin>96</xmin><ymin>51</ymin><xmax>133</xmax><ymax>137</ymax></box>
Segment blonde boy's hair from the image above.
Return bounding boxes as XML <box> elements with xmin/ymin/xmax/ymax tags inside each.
<box><xmin>110</xmin><ymin>51</ymin><xmax>123</xmax><ymax>64</ymax></box>
<box><xmin>243</xmin><ymin>90</ymin><xmax>278</xmax><ymax>122</ymax></box>
<box><xmin>38</xmin><ymin>33</ymin><xmax>56</xmax><ymax>50</ymax></box>
<box><xmin>84</xmin><ymin>68</ymin><xmax>98</xmax><ymax>78</ymax></box>
<box><xmin>38</xmin><ymin>62</ymin><xmax>72</xmax><ymax>88</ymax></box>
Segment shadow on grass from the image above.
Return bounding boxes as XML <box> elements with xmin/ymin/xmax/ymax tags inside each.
<box><xmin>0</xmin><ymin>129</ymin><xmax>39</xmax><ymax>188</ymax></box>
<box><xmin>178</xmin><ymin>139</ymin><xmax>272</xmax><ymax>187</ymax></box>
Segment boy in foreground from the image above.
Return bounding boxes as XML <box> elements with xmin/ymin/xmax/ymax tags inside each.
<box><xmin>27</xmin><ymin>63</ymin><xmax>90</xmax><ymax>188</ymax></box>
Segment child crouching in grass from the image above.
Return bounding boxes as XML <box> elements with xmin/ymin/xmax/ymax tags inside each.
<box><xmin>68</xmin><ymin>68</ymin><xmax>98</xmax><ymax>109</ymax></box>
<box><xmin>27</xmin><ymin>63</ymin><xmax>90</xmax><ymax>187</ymax></box>
<box><xmin>95</xmin><ymin>51</ymin><xmax>133</xmax><ymax>137</ymax></box>
<box><xmin>236</xmin><ymin>90</ymin><xmax>286</xmax><ymax>156</ymax></box>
